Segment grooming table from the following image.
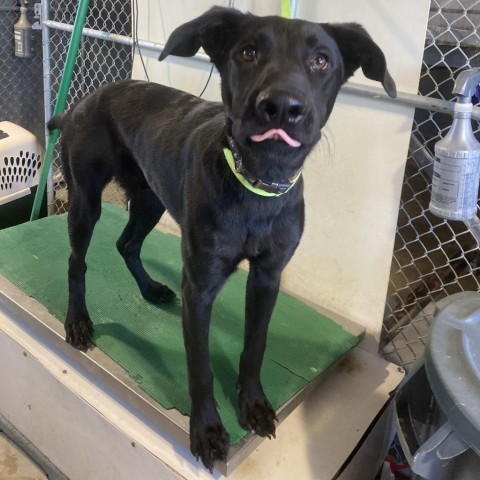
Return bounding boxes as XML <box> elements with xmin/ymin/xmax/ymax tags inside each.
<box><xmin>0</xmin><ymin>204</ymin><xmax>404</xmax><ymax>479</ymax></box>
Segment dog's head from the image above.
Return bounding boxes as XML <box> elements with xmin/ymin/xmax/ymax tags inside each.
<box><xmin>160</xmin><ymin>7</ymin><xmax>396</xmax><ymax>182</ymax></box>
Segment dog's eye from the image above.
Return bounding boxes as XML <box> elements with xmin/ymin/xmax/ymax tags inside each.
<box><xmin>240</xmin><ymin>46</ymin><xmax>257</xmax><ymax>63</ymax></box>
<box><xmin>310</xmin><ymin>52</ymin><xmax>329</xmax><ymax>71</ymax></box>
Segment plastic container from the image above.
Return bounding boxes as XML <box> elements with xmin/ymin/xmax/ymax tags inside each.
<box><xmin>0</xmin><ymin>121</ymin><xmax>43</xmax><ymax>206</ymax></box>
<box><xmin>14</xmin><ymin>5</ymin><xmax>34</xmax><ymax>58</ymax></box>
<box><xmin>430</xmin><ymin>102</ymin><xmax>480</xmax><ymax>220</ymax></box>
<box><xmin>395</xmin><ymin>292</ymin><xmax>480</xmax><ymax>480</ymax></box>
<box><xmin>429</xmin><ymin>68</ymin><xmax>480</xmax><ymax>221</ymax></box>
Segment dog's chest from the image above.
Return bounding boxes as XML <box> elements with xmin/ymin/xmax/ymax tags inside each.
<box><xmin>243</xmin><ymin>232</ymin><xmax>266</xmax><ymax>258</ymax></box>
<box><xmin>240</xmin><ymin>209</ymin><xmax>280</xmax><ymax>258</ymax></box>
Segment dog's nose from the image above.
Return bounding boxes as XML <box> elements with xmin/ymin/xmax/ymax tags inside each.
<box><xmin>255</xmin><ymin>91</ymin><xmax>306</xmax><ymax>125</ymax></box>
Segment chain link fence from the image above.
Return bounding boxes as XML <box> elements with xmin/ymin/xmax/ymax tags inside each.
<box><xmin>47</xmin><ymin>0</ymin><xmax>133</xmax><ymax>213</ymax></box>
<box><xmin>0</xmin><ymin>1</ymin><xmax>43</xmax><ymax>143</ymax></box>
<box><xmin>381</xmin><ymin>0</ymin><xmax>480</xmax><ymax>369</ymax></box>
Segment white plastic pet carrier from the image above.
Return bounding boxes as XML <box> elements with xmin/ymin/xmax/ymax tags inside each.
<box><xmin>0</xmin><ymin>121</ymin><xmax>43</xmax><ymax>206</ymax></box>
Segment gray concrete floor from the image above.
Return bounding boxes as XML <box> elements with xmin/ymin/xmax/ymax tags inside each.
<box><xmin>0</xmin><ymin>433</ymin><xmax>47</xmax><ymax>480</ymax></box>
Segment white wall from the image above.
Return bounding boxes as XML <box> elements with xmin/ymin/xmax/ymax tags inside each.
<box><xmin>132</xmin><ymin>0</ymin><xmax>430</xmax><ymax>352</ymax></box>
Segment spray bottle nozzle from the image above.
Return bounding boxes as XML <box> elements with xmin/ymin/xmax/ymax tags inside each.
<box><xmin>453</xmin><ymin>68</ymin><xmax>480</xmax><ymax>101</ymax></box>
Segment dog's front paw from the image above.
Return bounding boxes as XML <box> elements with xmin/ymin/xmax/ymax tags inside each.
<box><xmin>239</xmin><ymin>389</ymin><xmax>278</xmax><ymax>438</ymax></box>
<box><xmin>141</xmin><ymin>281</ymin><xmax>176</xmax><ymax>304</ymax></box>
<box><xmin>190</xmin><ymin>413</ymin><xmax>229</xmax><ymax>472</ymax></box>
<box><xmin>65</xmin><ymin>316</ymin><xmax>94</xmax><ymax>351</ymax></box>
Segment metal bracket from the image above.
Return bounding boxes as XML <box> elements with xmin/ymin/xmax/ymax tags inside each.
<box><xmin>32</xmin><ymin>2</ymin><xmax>41</xmax><ymax>30</ymax></box>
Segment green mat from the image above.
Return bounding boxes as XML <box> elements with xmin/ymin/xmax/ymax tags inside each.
<box><xmin>0</xmin><ymin>203</ymin><xmax>358</xmax><ymax>444</ymax></box>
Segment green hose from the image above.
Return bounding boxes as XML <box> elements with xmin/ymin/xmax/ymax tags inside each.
<box><xmin>30</xmin><ymin>0</ymin><xmax>91</xmax><ymax>221</ymax></box>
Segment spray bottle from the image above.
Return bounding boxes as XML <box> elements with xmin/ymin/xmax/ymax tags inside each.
<box><xmin>14</xmin><ymin>0</ymin><xmax>34</xmax><ymax>58</ymax></box>
<box><xmin>429</xmin><ymin>68</ymin><xmax>480</xmax><ymax>221</ymax></box>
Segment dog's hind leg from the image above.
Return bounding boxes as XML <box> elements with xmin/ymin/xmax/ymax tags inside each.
<box><xmin>65</xmin><ymin>179</ymin><xmax>105</xmax><ymax>350</ymax></box>
<box><xmin>116</xmin><ymin>190</ymin><xmax>176</xmax><ymax>303</ymax></box>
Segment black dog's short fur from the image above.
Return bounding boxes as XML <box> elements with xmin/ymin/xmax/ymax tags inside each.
<box><xmin>49</xmin><ymin>7</ymin><xmax>396</xmax><ymax>471</ymax></box>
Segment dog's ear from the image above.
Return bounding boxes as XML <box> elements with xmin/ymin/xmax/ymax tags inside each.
<box><xmin>159</xmin><ymin>7</ymin><xmax>245</xmax><ymax>70</ymax></box>
<box><xmin>322</xmin><ymin>23</ymin><xmax>397</xmax><ymax>98</ymax></box>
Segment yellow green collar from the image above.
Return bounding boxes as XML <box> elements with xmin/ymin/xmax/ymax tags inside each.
<box><xmin>223</xmin><ymin>136</ymin><xmax>302</xmax><ymax>197</ymax></box>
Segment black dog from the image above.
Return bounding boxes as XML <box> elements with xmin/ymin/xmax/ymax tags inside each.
<box><xmin>49</xmin><ymin>6</ymin><xmax>396</xmax><ymax>472</ymax></box>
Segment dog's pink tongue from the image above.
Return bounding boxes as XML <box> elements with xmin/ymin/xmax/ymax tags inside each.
<box><xmin>250</xmin><ymin>129</ymin><xmax>301</xmax><ymax>148</ymax></box>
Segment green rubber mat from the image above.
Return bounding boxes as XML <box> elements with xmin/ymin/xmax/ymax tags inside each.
<box><xmin>0</xmin><ymin>203</ymin><xmax>359</xmax><ymax>444</ymax></box>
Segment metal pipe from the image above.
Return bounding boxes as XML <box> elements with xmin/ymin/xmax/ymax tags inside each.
<box><xmin>31</xmin><ymin>0</ymin><xmax>92</xmax><ymax>221</ymax></box>
<box><xmin>41</xmin><ymin>0</ymin><xmax>54</xmax><ymax>214</ymax></box>
<box><xmin>42</xmin><ymin>19</ymin><xmax>212</xmax><ymax>63</ymax></box>
<box><xmin>290</xmin><ymin>0</ymin><xmax>298</xmax><ymax>18</ymax></box>
<box><xmin>42</xmin><ymin>19</ymin><xmax>160</xmax><ymax>49</ymax></box>
<box><xmin>0</xmin><ymin>6</ymin><xmax>34</xmax><ymax>12</ymax></box>
<box><xmin>44</xmin><ymin>19</ymin><xmax>477</xmax><ymax>119</ymax></box>
<box><xmin>341</xmin><ymin>82</ymin><xmax>480</xmax><ymax>121</ymax></box>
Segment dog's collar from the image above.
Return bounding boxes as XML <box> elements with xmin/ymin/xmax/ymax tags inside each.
<box><xmin>224</xmin><ymin>136</ymin><xmax>302</xmax><ymax>197</ymax></box>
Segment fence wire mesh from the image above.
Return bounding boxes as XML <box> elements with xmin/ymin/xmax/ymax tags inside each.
<box><xmin>48</xmin><ymin>0</ymin><xmax>133</xmax><ymax>213</ymax></box>
<box><xmin>0</xmin><ymin>2</ymin><xmax>43</xmax><ymax>143</ymax></box>
<box><xmin>381</xmin><ymin>0</ymin><xmax>480</xmax><ymax>369</ymax></box>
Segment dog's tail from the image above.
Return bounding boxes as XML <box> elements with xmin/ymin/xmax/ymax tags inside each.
<box><xmin>47</xmin><ymin>114</ymin><xmax>66</xmax><ymax>131</ymax></box>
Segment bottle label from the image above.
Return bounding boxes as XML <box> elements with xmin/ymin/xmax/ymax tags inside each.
<box><xmin>14</xmin><ymin>29</ymin><xmax>34</xmax><ymax>57</ymax></box>
<box><xmin>14</xmin><ymin>30</ymin><xmax>23</xmax><ymax>56</ymax></box>
<box><xmin>431</xmin><ymin>160</ymin><xmax>461</xmax><ymax>204</ymax></box>
<box><xmin>431</xmin><ymin>154</ymin><xmax>479</xmax><ymax>217</ymax></box>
